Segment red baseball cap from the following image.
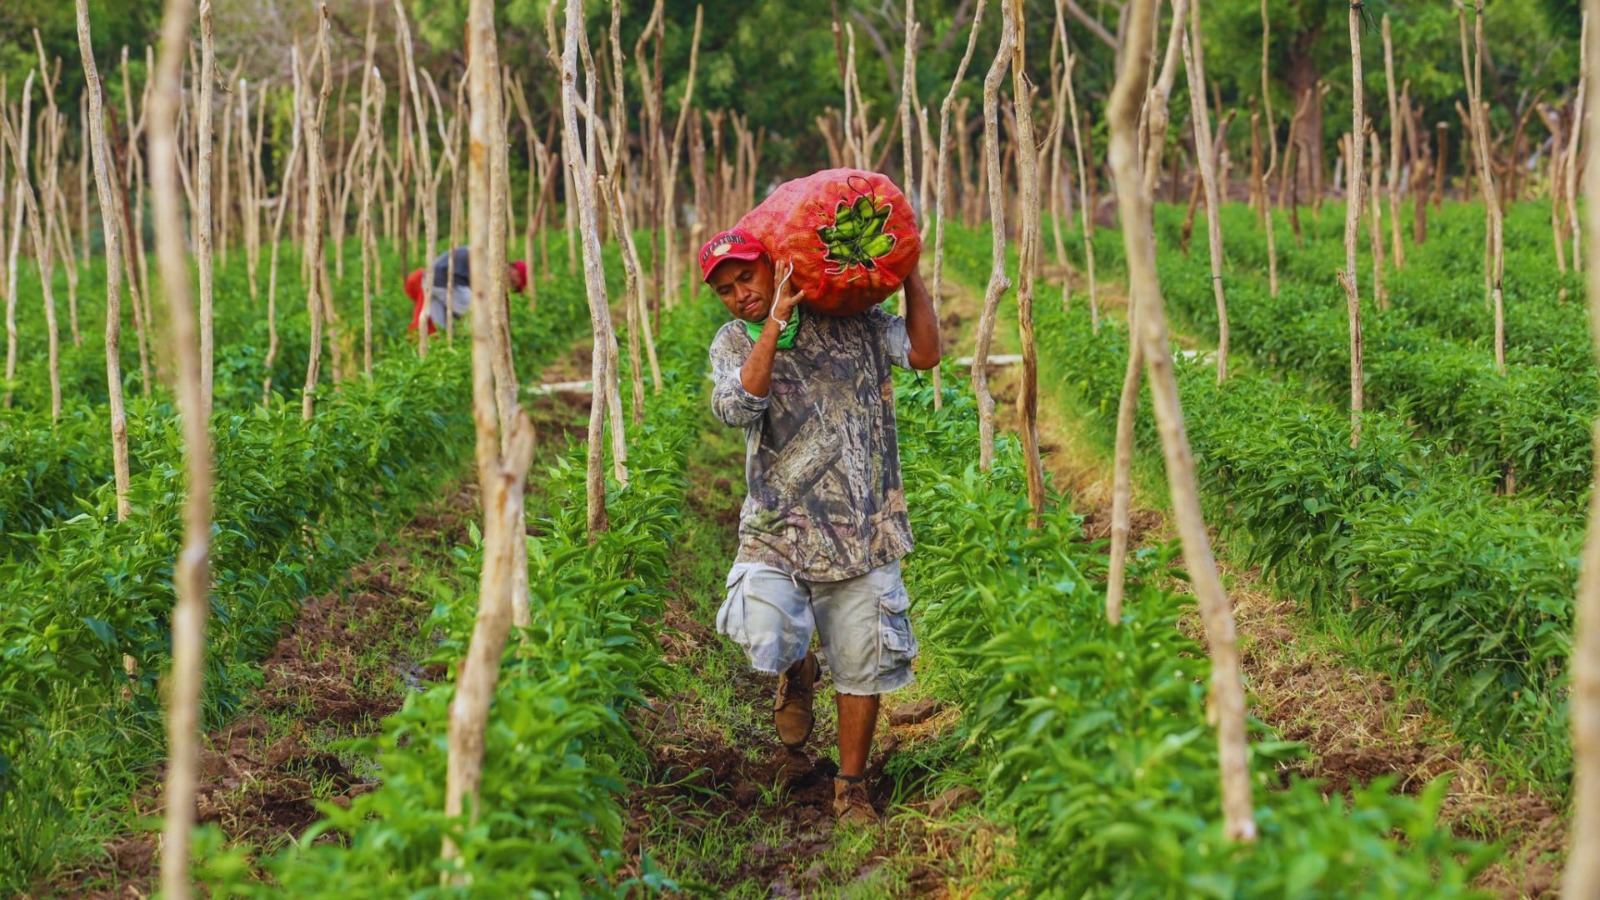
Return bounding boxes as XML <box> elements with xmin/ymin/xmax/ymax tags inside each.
<box><xmin>699</xmin><ymin>228</ymin><xmax>767</xmax><ymax>282</ymax></box>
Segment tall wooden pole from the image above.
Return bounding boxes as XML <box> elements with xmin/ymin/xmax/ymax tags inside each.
<box><xmin>1108</xmin><ymin>0</ymin><xmax>1255</xmax><ymax>843</ymax></box>
<box><xmin>972</xmin><ymin>1</ymin><xmax>1015</xmax><ymax>471</ymax></box>
<box><xmin>1181</xmin><ymin>6</ymin><xmax>1227</xmax><ymax>383</ymax></box>
<box><xmin>559</xmin><ymin>0</ymin><xmax>617</xmax><ymax>537</ymax></box>
<box><xmin>441</xmin><ymin>0</ymin><xmax>538</xmax><ymax>872</ymax></box>
<box><xmin>76</xmin><ymin>0</ymin><xmax>131</xmax><ymax>521</ymax></box>
<box><xmin>1</xmin><ymin>91</ymin><xmax>61</xmax><ymax>423</ymax></box>
<box><xmin>393</xmin><ymin>0</ymin><xmax>431</xmax><ymax>358</ymax></box>
<box><xmin>2</xmin><ymin>74</ymin><xmax>30</xmax><ymax>411</ymax></box>
<box><xmin>196</xmin><ymin>1</ymin><xmax>215</xmax><ymax>419</ymax></box>
<box><xmin>1259</xmin><ymin>0</ymin><xmax>1279</xmax><ymax>296</ymax></box>
<box><xmin>150</xmin><ymin>0</ymin><xmax>211</xmax><ymax>895</ymax></box>
<box><xmin>930</xmin><ymin>0</ymin><xmax>986</xmax><ymax>413</ymax></box>
<box><xmin>1108</xmin><ymin>0</ymin><xmax>1187</xmax><ymax>624</ymax></box>
<box><xmin>300</xmin><ymin>6</ymin><xmax>332</xmax><ymax>422</ymax></box>
<box><xmin>1567</xmin><ymin>7</ymin><xmax>1600</xmax><ymax>891</ymax></box>
<box><xmin>1382</xmin><ymin>14</ymin><xmax>1404</xmax><ymax>270</ymax></box>
<box><xmin>1010</xmin><ymin>0</ymin><xmax>1044</xmax><ymax>525</ymax></box>
<box><xmin>1338</xmin><ymin>3</ymin><xmax>1366</xmax><ymax>446</ymax></box>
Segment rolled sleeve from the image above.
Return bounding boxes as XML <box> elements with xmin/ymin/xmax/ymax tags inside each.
<box><xmin>710</xmin><ymin>325</ymin><xmax>770</xmax><ymax>428</ymax></box>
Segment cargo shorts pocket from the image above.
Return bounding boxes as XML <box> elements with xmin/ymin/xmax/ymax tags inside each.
<box><xmin>877</xmin><ymin>582</ymin><xmax>919</xmax><ymax>675</ymax></box>
<box><xmin>715</xmin><ymin>565</ymin><xmax>754</xmax><ymax>647</ymax></box>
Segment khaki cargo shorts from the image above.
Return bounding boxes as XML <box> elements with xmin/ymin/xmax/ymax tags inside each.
<box><xmin>715</xmin><ymin>559</ymin><xmax>918</xmax><ymax>696</ymax></box>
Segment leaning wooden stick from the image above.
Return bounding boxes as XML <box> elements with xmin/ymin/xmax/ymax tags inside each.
<box><xmin>1108</xmin><ymin>0</ymin><xmax>1256</xmax><ymax>844</ymax></box>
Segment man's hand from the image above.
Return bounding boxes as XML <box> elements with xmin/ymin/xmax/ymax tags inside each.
<box><xmin>739</xmin><ymin>261</ymin><xmax>804</xmax><ymax>399</ymax></box>
<box><xmin>771</xmin><ymin>261</ymin><xmax>804</xmax><ymax>324</ymax></box>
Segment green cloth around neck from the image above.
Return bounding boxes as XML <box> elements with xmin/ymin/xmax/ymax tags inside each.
<box><xmin>743</xmin><ymin>309</ymin><xmax>802</xmax><ymax>349</ymax></box>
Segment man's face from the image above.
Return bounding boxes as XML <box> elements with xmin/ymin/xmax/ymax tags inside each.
<box><xmin>707</xmin><ymin>257</ymin><xmax>775</xmax><ymax>323</ymax></box>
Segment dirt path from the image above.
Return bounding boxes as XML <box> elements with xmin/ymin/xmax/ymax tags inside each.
<box><xmin>56</xmin><ymin>479</ymin><xmax>480</xmax><ymax>898</ymax></box>
<box><xmin>614</xmin><ymin>421</ymin><xmax>1003</xmax><ymax>897</ymax></box>
<box><xmin>964</xmin><ymin>265</ymin><xmax>1567</xmax><ymax>897</ymax></box>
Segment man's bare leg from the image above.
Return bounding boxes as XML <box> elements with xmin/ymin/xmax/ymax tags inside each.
<box><xmin>836</xmin><ymin>693</ymin><xmax>880</xmax><ymax>777</ymax></box>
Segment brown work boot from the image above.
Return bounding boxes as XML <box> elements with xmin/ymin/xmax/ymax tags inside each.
<box><xmin>774</xmin><ymin>651</ymin><xmax>820</xmax><ymax>749</ymax></box>
<box><xmin>832</xmin><ymin>776</ymin><xmax>878</xmax><ymax>825</ymax></box>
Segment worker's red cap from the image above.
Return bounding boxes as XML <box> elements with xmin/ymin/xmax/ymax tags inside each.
<box><xmin>510</xmin><ymin>260</ymin><xmax>528</xmax><ymax>293</ymax></box>
<box><xmin>699</xmin><ymin>228</ymin><xmax>766</xmax><ymax>282</ymax></box>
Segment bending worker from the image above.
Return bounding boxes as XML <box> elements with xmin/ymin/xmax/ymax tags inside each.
<box><xmin>702</xmin><ymin>227</ymin><xmax>941</xmax><ymax>825</ymax></box>
<box><xmin>404</xmin><ymin>246</ymin><xmax>528</xmax><ymax>332</ymax></box>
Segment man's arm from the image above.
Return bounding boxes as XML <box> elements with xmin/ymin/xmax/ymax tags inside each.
<box><xmin>710</xmin><ymin>330</ymin><xmax>769</xmax><ymax>428</ymax></box>
<box><xmin>903</xmin><ymin>268</ymin><xmax>942</xmax><ymax>370</ymax></box>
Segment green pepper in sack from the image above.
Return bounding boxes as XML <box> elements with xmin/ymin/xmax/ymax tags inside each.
<box><xmin>735</xmin><ymin>169</ymin><xmax>921</xmax><ymax>318</ymax></box>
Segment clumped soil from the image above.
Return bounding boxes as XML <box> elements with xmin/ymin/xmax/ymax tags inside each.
<box><xmin>1232</xmin><ymin>577</ymin><xmax>1566</xmax><ymax>898</ymax></box>
<box><xmin>57</xmin><ymin>482</ymin><xmax>479</xmax><ymax>899</ymax></box>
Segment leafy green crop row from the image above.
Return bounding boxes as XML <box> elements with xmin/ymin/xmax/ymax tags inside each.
<box><xmin>1152</xmin><ymin>203</ymin><xmax>1597</xmax><ymax>506</ymax></box>
<box><xmin>1030</xmin><ymin>295</ymin><xmax>1576</xmax><ymax>789</ymax></box>
<box><xmin>0</xmin><ymin>246</ymin><xmax>421</xmax><ymax>558</ymax></box>
<box><xmin>893</xmin><ymin>381</ymin><xmax>1491</xmax><ymax>894</ymax></box>
<box><xmin>0</xmin><ymin>267</ymin><xmax>590</xmax><ymax>891</ymax></box>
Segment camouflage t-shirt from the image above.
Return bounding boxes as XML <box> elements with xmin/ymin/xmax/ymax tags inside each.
<box><xmin>709</xmin><ymin>308</ymin><xmax>914</xmax><ymax>583</ymax></box>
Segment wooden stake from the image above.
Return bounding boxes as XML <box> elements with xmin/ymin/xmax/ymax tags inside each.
<box><xmin>263</xmin><ymin>46</ymin><xmax>303</xmax><ymax>403</ymax></box>
<box><xmin>1109</xmin><ymin>0</ymin><xmax>1187</xmax><ymax>626</ymax></box>
<box><xmin>899</xmin><ymin>0</ymin><xmax>921</xmax><ymax>239</ymax></box>
<box><xmin>1569</xmin><ymin>14</ymin><xmax>1589</xmax><ymax>276</ymax></box>
<box><xmin>557</xmin><ymin>0</ymin><xmax>617</xmax><ymax>537</ymax></box>
<box><xmin>1381</xmin><ymin>15</ymin><xmax>1403</xmax><ymax>270</ymax></box>
<box><xmin>1259</xmin><ymin>0</ymin><xmax>1279</xmax><ymax>296</ymax></box>
<box><xmin>1458</xmin><ymin>2</ymin><xmax>1505</xmax><ymax>373</ymax></box>
<box><xmin>1567</xmin><ymin>9</ymin><xmax>1600</xmax><ymax>895</ymax></box>
<box><xmin>660</xmin><ymin>6</ymin><xmax>703</xmax><ymax>312</ymax></box>
<box><xmin>196</xmin><ymin>0</ymin><xmax>215</xmax><ymax>419</ymax></box>
<box><xmin>1</xmin><ymin>86</ymin><xmax>61</xmax><ymax>423</ymax></box>
<box><xmin>441</xmin><ymin>1</ymin><xmax>538</xmax><ymax>869</ymax></box>
<box><xmin>76</xmin><ymin>0</ymin><xmax>131</xmax><ymax>521</ymax></box>
<box><xmin>1181</xmin><ymin>7</ymin><xmax>1226</xmax><ymax>383</ymax></box>
<box><xmin>149</xmin><ymin>1</ymin><xmax>210</xmax><ymax>895</ymax></box>
<box><xmin>1060</xmin><ymin>17</ymin><xmax>1097</xmax><ymax>327</ymax></box>
<box><xmin>3</xmin><ymin>77</ymin><xmax>25</xmax><ymax>412</ymax></box>
<box><xmin>300</xmin><ymin>6</ymin><xmax>333</xmax><ymax>422</ymax></box>
<box><xmin>1340</xmin><ymin>2</ymin><xmax>1366</xmax><ymax>445</ymax></box>
<box><xmin>393</xmin><ymin>0</ymin><xmax>432</xmax><ymax>359</ymax></box>
<box><xmin>1369</xmin><ymin>130</ymin><xmax>1386</xmax><ymax>310</ymax></box>
<box><xmin>1108</xmin><ymin>0</ymin><xmax>1255</xmax><ymax>843</ymax></box>
<box><xmin>930</xmin><ymin>0</ymin><xmax>986</xmax><ymax>414</ymax></box>
<box><xmin>971</xmin><ymin>0</ymin><xmax>1015</xmax><ymax>472</ymax></box>
<box><xmin>1010</xmin><ymin>0</ymin><xmax>1044</xmax><ymax>525</ymax></box>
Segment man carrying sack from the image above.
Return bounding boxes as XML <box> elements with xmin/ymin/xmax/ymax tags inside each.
<box><xmin>702</xmin><ymin>224</ymin><xmax>940</xmax><ymax>825</ymax></box>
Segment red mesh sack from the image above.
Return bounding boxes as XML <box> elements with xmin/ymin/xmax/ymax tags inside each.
<box><xmin>735</xmin><ymin>168</ymin><xmax>921</xmax><ymax>317</ymax></box>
